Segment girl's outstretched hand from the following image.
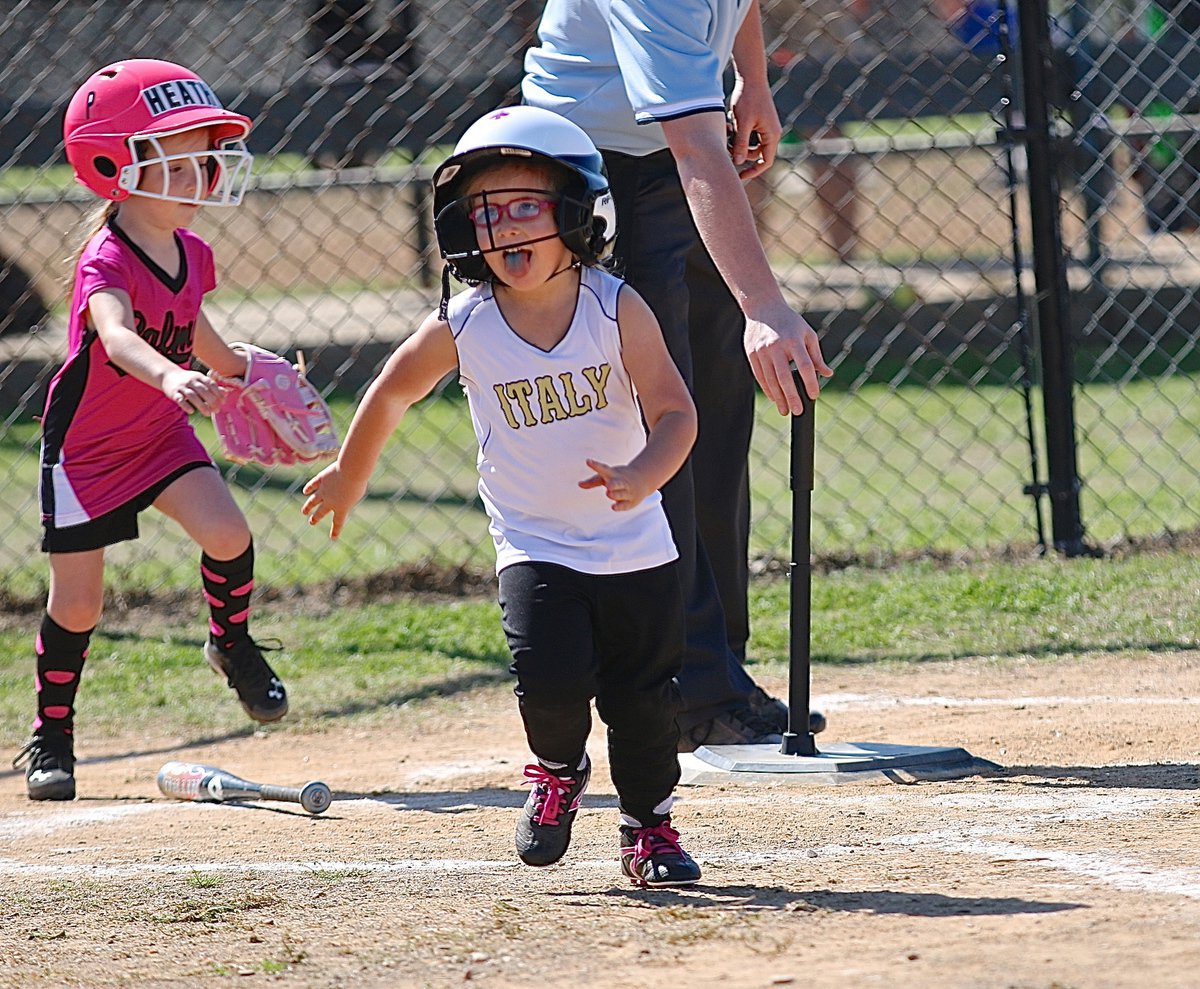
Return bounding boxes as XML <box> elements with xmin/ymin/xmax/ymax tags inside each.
<box><xmin>579</xmin><ymin>458</ymin><xmax>652</xmax><ymax>511</ymax></box>
<box><xmin>301</xmin><ymin>463</ymin><xmax>365</xmax><ymax>539</ymax></box>
<box><xmin>163</xmin><ymin>366</ymin><xmax>227</xmax><ymax>416</ymax></box>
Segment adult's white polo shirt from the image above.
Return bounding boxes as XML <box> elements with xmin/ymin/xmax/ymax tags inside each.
<box><xmin>523</xmin><ymin>0</ymin><xmax>754</xmax><ymax>156</ymax></box>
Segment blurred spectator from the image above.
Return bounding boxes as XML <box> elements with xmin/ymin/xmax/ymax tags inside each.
<box><xmin>759</xmin><ymin>0</ymin><xmax>953</xmax><ymax>263</ymax></box>
<box><xmin>1131</xmin><ymin>0</ymin><xmax>1200</xmax><ymax>233</ymax></box>
<box><xmin>306</xmin><ymin>0</ymin><xmax>418</xmax><ymax>167</ymax></box>
<box><xmin>309</xmin><ymin>0</ymin><xmax>417</xmax><ymax>84</ymax></box>
<box><xmin>0</xmin><ymin>253</ymin><xmax>47</xmax><ymax>337</ymax></box>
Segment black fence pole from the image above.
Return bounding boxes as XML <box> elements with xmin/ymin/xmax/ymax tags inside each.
<box><xmin>1016</xmin><ymin>0</ymin><xmax>1091</xmax><ymax>556</ymax></box>
<box><xmin>997</xmin><ymin>0</ymin><xmax>1049</xmax><ymax>555</ymax></box>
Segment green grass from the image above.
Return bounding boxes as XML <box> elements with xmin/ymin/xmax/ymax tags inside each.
<box><xmin>0</xmin><ymin>595</ymin><xmax>512</xmax><ymax>743</ymax></box>
<box><xmin>752</xmin><ymin>550</ymin><xmax>1200</xmax><ymax>664</ymax></box>
<box><xmin>1</xmin><ymin>548</ymin><xmax>1195</xmax><ymax>747</ymax></box>
<box><xmin>2</xmin><ymin>367</ymin><xmax>1198</xmax><ymax>599</ymax></box>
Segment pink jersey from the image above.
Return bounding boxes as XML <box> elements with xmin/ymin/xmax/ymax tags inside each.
<box><xmin>40</xmin><ymin>220</ymin><xmax>216</xmax><ymax>528</ymax></box>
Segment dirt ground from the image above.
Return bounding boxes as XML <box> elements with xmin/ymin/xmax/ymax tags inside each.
<box><xmin>1</xmin><ymin>649</ymin><xmax>1199</xmax><ymax>989</ymax></box>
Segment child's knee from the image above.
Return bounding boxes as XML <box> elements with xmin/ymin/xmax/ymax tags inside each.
<box><xmin>201</xmin><ymin>519</ymin><xmax>252</xmax><ymax>561</ymax></box>
<box><xmin>47</xmin><ymin>597</ymin><xmax>102</xmax><ymax>633</ymax></box>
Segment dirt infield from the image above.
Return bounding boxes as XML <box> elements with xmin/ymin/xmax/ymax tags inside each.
<box><xmin>1</xmin><ymin>649</ymin><xmax>1198</xmax><ymax>989</ymax></box>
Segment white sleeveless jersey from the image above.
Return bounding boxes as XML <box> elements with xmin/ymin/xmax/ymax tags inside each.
<box><xmin>448</xmin><ymin>266</ymin><xmax>678</xmax><ymax>575</ymax></box>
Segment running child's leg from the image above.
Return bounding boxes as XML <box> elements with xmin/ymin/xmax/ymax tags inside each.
<box><xmin>595</xmin><ymin>561</ymin><xmax>701</xmax><ymax>887</ymax></box>
<box><xmin>153</xmin><ymin>467</ymin><xmax>287</xmax><ymax>722</ymax></box>
<box><xmin>14</xmin><ymin>549</ymin><xmax>104</xmax><ymax>801</ymax></box>
<box><xmin>499</xmin><ymin>561</ymin><xmax>597</xmax><ymax>867</ymax></box>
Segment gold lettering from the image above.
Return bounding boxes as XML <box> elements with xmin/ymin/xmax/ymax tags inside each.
<box><xmin>492</xmin><ymin>383</ymin><xmax>521</xmax><ymax>429</ymax></box>
<box><xmin>581</xmin><ymin>363</ymin><xmax>612</xmax><ymax>409</ymax></box>
<box><xmin>505</xmin><ymin>380</ymin><xmax>538</xmax><ymax>427</ymax></box>
<box><xmin>535</xmin><ymin>375</ymin><xmax>569</xmax><ymax>424</ymax></box>
<box><xmin>558</xmin><ymin>372</ymin><xmax>592</xmax><ymax>416</ymax></box>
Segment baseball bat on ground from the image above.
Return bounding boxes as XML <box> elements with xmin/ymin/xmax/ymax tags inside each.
<box><xmin>157</xmin><ymin>761</ymin><xmax>332</xmax><ymax>815</ymax></box>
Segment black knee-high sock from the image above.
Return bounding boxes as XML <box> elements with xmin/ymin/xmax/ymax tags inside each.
<box><xmin>35</xmin><ymin>612</ymin><xmax>92</xmax><ymax>737</ymax></box>
<box><xmin>201</xmin><ymin>541</ymin><xmax>255</xmax><ymax>651</ymax></box>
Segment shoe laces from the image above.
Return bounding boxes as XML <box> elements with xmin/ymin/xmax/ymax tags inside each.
<box><xmin>221</xmin><ymin>637</ymin><xmax>282</xmax><ymax>690</ymax></box>
<box><xmin>730</xmin><ymin>706</ymin><xmax>779</xmax><ymax>738</ymax></box>
<box><xmin>12</xmin><ymin>734</ymin><xmax>73</xmax><ymax>772</ymax></box>
<box><xmin>523</xmin><ymin>764</ymin><xmax>581</xmax><ymax>826</ymax></box>
<box><xmin>627</xmin><ymin>820</ymin><xmax>685</xmax><ymax>870</ymax></box>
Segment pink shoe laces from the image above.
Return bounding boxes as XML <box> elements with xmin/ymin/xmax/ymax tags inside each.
<box><xmin>626</xmin><ymin>820</ymin><xmax>684</xmax><ymax>872</ymax></box>
<box><xmin>523</xmin><ymin>763</ymin><xmax>582</xmax><ymax>825</ymax></box>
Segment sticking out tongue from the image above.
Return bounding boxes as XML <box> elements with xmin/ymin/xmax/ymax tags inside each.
<box><xmin>503</xmin><ymin>249</ymin><xmax>532</xmax><ymax>278</ymax></box>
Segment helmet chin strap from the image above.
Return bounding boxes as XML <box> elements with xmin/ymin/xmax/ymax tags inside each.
<box><xmin>476</xmin><ymin>230</ymin><xmax>562</xmax><ymax>256</ymax></box>
<box><xmin>547</xmin><ymin>260</ymin><xmax>582</xmax><ymax>281</ymax></box>
<box><xmin>493</xmin><ymin>257</ymin><xmax>580</xmax><ymax>290</ymax></box>
<box><xmin>439</xmin><ymin>258</ymin><xmax>579</xmax><ymax>320</ymax></box>
<box><xmin>477</xmin><ymin>230</ymin><xmax>582</xmax><ymax>286</ymax></box>
<box><xmin>439</xmin><ymin>228</ymin><xmax>584</xmax><ymax>319</ymax></box>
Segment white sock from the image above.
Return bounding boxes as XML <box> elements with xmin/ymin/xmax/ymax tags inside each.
<box><xmin>620</xmin><ymin>795</ymin><xmax>674</xmax><ymax>829</ymax></box>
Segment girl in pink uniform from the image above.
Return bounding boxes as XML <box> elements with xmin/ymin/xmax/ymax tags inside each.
<box><xmin>13</xmin><ymin>59</ymin><xmax>288</xmax><ymax>802</ymax></box>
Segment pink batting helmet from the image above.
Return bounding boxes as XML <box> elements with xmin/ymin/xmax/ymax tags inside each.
<box><xmin>64</xmin><ymin>59</ymin><xmax>253</xmax><ymax>205</ymax></box>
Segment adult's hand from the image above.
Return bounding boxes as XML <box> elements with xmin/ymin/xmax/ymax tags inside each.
<box><xmin>744</xmin><ymin>304</ymin><xmax>832</xmax><ymax>415</ymax></box>
<box><xmin>728</xmin><ymin>75</ymin><xmax>781</xmax><ymax>181</ymax></box>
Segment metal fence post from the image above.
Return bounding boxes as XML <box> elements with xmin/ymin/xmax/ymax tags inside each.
<box><xmin>1016</xmin><ymin>0</ymin><xmax>1092</xmax><ymax>556</ymax></box>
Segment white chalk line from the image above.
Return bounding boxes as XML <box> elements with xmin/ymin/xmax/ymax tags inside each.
<box><xmin>815</xmin><ymin>692</ymin><xmax>1200</xmax><ymax>712</ymax></box>
<box><xmin>2</xmin><ymin>787</ymin><xmax>1198</xmax><ymax>901</ymax></box>
<box><xmin>2</xmin><ymin>693</ymin><xmax>1195</xmax><ymax>896</ymax></box>
<box><xmin>883</xmin><ymin>832</ymin><xmax>1200</xmax><ymax>900</ymax></box>
<box><xmin>2</xmin><ymin>836</ymin><xmax>1199</xmax><ymax>901</ymax></box>
<box><xmin>0</xmin><ymin>802</ymin><xmax>162</xmax><ymax>840</ymax></box>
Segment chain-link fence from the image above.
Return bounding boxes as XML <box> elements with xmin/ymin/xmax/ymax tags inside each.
<box><xmin>1</xmin><ymin>0</ymin><xmax>1198</xmax><ymax>596</ymax></box>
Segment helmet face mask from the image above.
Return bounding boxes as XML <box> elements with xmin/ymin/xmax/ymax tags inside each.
<box><xmin>121</xmin><ymin>130</ymin><xmax>254</xmax><ymax>206</ymax></box>
<box><xmin>64</xmin><ymin>59</ymin><xmax>254</xmax><ymax>205</ymax></box>
<box><xmin>436</xmin><ymin>181</ymin><xmax>604</xmax><ymax>278</ymax></box>
<box><xmin>433</xmin><ymin>107</ymin><xmax>617</xmax><ymax>285</ymax></box>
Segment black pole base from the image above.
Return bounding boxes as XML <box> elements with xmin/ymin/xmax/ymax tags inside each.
<box><xmin>780</xmin><ymin>731</ymin><xmax>818</xmax><ymax>757</ymax></box>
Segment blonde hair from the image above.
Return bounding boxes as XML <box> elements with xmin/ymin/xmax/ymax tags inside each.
<box><xmin>64</xmin><ymin>200</ymin><xmax>119</xmax><ymax>298</ymax></box>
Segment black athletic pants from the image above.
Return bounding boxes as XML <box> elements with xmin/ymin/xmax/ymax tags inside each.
<box><xmin>603</xmin><ymin>148</ymin><xmax>759</xmax><ymax>727</ymax></box>
<box><xmin>498</xmin><ymin>560</ymin><xmax>683</xmax><ymax>824</ymax></box>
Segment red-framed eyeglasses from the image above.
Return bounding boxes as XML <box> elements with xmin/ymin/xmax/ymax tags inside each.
<box><xmin>469</xmin><ymin>197</ymin><xmax>557</xmax><ymax>229</ymax></box>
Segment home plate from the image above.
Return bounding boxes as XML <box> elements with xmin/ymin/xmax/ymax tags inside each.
<box><xmin>679</xmin><ymin>740</ymin><xmax>999</xmax><ymax>786</ymax></box>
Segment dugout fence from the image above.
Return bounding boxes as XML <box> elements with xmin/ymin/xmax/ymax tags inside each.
<box><xmin>1</xmin><ymin>0</ymin><xmax>1198</xmax><ymax>596</ymax></box>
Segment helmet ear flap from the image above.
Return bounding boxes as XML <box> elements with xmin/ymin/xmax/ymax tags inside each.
<box><xmin>433</xmin><ymin>198</ymin><xmax>492</xmax><ymax>283</ymax></box>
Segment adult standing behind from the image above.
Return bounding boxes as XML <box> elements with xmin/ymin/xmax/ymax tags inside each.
<box><xmin>523</xmin><ymin>0</ymin><xmax>832</xmax><ymax>750</ymax></box>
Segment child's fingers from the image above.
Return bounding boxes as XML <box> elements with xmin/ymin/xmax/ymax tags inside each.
<box><xmin>301</xmin><ymin>493</ymin><xmax>321</xmax><ymax>519</ymax></box>
<box><xmin>578</xmin><ymin>474</ymin><xmax>603</xmax><ymax>489</ymax></box>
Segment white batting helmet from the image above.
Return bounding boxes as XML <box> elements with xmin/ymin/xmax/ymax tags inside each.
<box><xmin>432</xmin><ymin>105</ymin><xmax>617</xmax><ymax>283</ymax></box>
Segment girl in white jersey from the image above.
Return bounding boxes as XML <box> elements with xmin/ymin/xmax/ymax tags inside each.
<box><xmin>303</xmin><ymin>106</ymin><xmax>702</xmax><ymax>887</ymax></box>
<box><xmin>13</xmin><ymin>60</ymin><xmax>289</xmax><ymax>803</ymax></box>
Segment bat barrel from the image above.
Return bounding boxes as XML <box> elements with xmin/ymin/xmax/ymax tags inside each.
<box><xmin>300</xmin><ymin>781</ymin><xmax>333</xmax><ymax>814</ymax></box>
<box><xmin>259</xmin><ymin>781</ymin><xmax>333</xmax><ymax>815</ymax></box>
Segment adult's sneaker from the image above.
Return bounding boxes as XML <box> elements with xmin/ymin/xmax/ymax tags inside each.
<box><xmin>747</xmin><ymin>686</ymin><xmax>827</xmax><ymax>736</ymax></box>
<box><xmin>204</xmin><ymin>637</ymin><xmax>288</xmax><ymax>723</ymax></box>
<box><xmin>619</xmin><ymin>818</ymin><xmax>702</xmax><ymax>887</ymax></box>
<box><xmin>676</xmin><ymin>705</ymin><xmax>783</xmax><ymax>753</ymax></box>
<box><xmin>12</xmin><ymin>732</ymin><xmax>76</xmax><ymax>801</ymax></box>
<box><xmin>515</xmin><ymin>756</ymin><xmax>591</xmax><ymax>866</ymax></box>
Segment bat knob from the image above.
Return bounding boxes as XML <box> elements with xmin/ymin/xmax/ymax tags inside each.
<box><xmin>299</xmin><ymin>781</ymin><xmax>333</xmax><ymax>815</ymax></box>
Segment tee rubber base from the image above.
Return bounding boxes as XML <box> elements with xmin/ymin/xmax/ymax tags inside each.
<box><xmin>679</xmin><ymin>740</ymin><xmax>999</xmax><ymax>786</ymax></box>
